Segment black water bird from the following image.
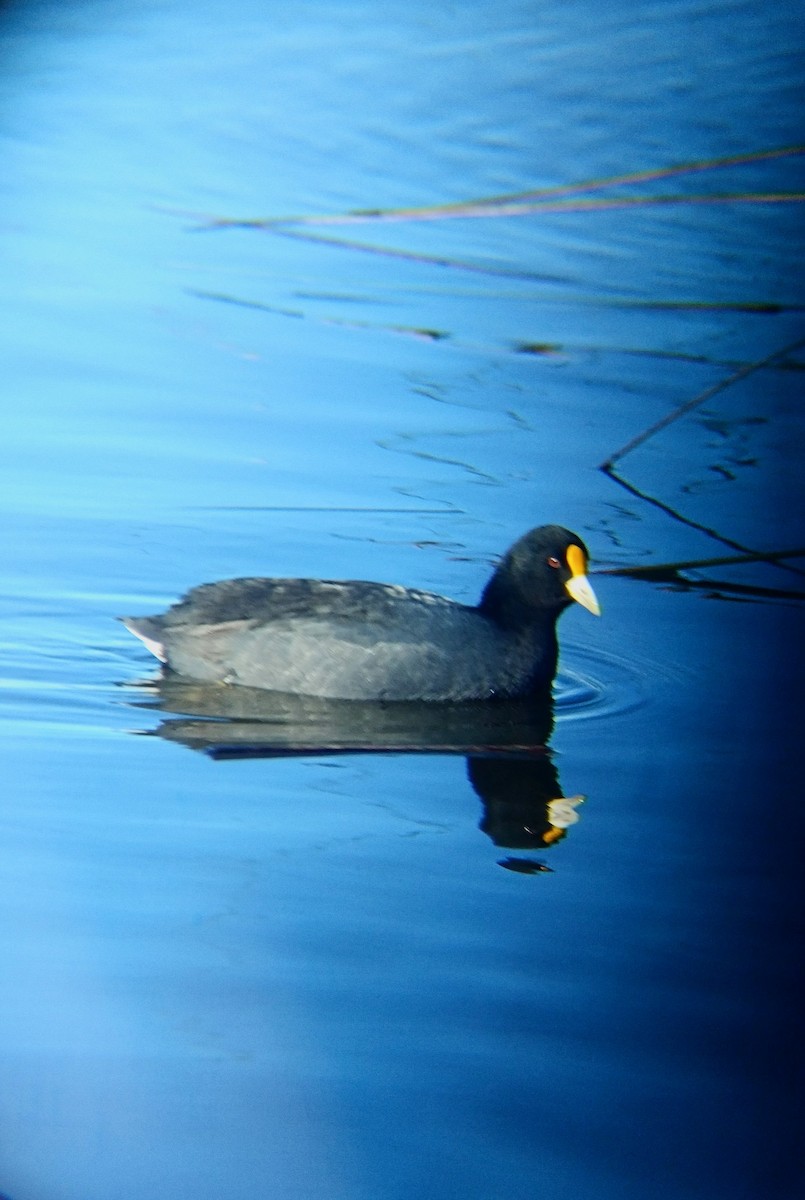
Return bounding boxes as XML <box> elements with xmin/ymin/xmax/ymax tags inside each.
<box><xmin>120</xmin><ymin>524</ymin><xmax>600</xmax><ymax>701</ymax></box>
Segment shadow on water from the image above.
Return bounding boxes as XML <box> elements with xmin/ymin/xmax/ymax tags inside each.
<box><xmin>126</xmin><ymin>676</ymin><xmax>585</xmax><ymax>873</ymax></box>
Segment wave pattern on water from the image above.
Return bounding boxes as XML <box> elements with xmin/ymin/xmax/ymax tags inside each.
<box><xmin>554</xmin><ymin>642</ymin><xmax>656</xmax><ymax>722</ymax></box>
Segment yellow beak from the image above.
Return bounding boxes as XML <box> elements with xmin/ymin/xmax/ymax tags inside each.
<box><xmin>564</xmin><ymin>544</ymin><xmax>601</xmax><ymax>615</ymax></box>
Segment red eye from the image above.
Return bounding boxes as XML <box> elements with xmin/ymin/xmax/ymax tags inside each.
<box><xmin>547</xmin><ymin>556</ymin><xmax>561</xmax><ymax>568</ymax></box>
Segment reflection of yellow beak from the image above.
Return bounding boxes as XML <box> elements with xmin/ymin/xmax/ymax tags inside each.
<box><xmin>565</xmin><ymin>544</ymin><xmax>601</xmax><ymax>615</ymax></box>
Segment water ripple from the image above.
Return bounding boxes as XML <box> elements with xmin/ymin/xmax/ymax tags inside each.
<box><xmin>554</xmin><ymin>642</ymin><xmax>655</xmax><ymax>722</ymax></box>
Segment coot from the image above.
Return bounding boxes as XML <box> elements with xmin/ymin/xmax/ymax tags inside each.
<box><xmin>121</xmin><ymin>524</ymin><xmax>599</xmax><ymax>701</ymax></box>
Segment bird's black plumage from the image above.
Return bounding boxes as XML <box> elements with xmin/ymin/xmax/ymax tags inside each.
<box><xmin>120</xmin><ymin>525</ymin><xmax>599</xmax><ymax>701</ymax></box>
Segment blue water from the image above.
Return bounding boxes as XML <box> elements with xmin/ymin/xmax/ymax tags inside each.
<box><xmin>1</xmin><ymin>2</ymin><xmax>803</xmax><ymax>1198</ymax></box>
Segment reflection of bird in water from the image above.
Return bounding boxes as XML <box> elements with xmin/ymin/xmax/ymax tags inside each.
<box><xmin>127</xmin><ymin>679</ymin><xmax>587</xmax><ymax>873</ymax></box>
<box><xmin>120</xmin><ymin>525</ymin><xmax>599</xmax><ymax>701</ymax></box>
<box><xmin>467</xmin><ymin>755</ymin><xmax>585</xmax><ymax>874</ymax></box>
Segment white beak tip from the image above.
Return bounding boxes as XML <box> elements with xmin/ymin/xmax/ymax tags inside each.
<box><xmin>565</xmin><ymin>575</ymin><xmax>601</xmax><ymax>616</ymax></box>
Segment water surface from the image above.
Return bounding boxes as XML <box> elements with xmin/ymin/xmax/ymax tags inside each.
<box><xmin>1</xmin><ymin>2</ymin><xmax>803</xmax><ymax>1198</ymax></box>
